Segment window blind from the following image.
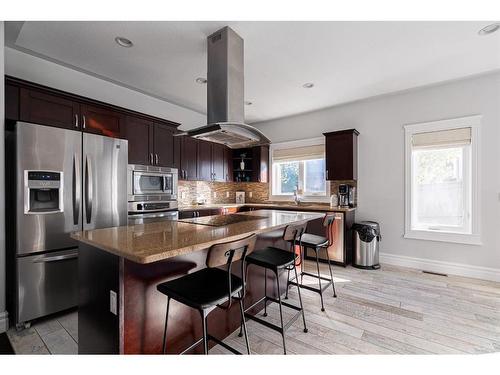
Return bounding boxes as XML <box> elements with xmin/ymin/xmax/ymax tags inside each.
<box><xmin>272</xmin><ymin>144</ymin><xmax>325</xmax><ymax>162</ymax></box>
<box><xmin>412</xmin><ymin>127</ymin><xmax>471</xmax><ymax>148</ymax></box>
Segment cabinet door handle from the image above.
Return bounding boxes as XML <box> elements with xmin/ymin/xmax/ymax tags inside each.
<box><xmin>75</xmin><ymin>114</ymin><xmax>79</xmax><ymax>128</ymax></box>
<box><xmin>155</xmin><ymin>154</ymin><xmax>159</xmax><ymax>165</ymax></box>
<box><xmin>326</xmin><ymin>169</ymin><xmax>329</xmax><ymax>180</ymax></box>
<box><xmin>82</xmin><ymin>115</ymin><xmax>86</xmax><ymax>129</ymax></box>
<box><xmin>149</xmin><ymin>153</ymin><xmax>153</xmax><ymax>165</ymax></box>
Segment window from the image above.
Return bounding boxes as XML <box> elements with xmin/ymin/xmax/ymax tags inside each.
<box><xmin>270</xmin><ymin>139</ymin><xmax>329</xmax><ymax>201</ymax></box>
<box><xmin>404</xmin><ymin>116</ymin><xmax>481</xmax><ymax>245</ymax></box>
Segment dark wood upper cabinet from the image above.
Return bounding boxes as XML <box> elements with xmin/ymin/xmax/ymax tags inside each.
<box><xmin>173</xmin><ymin>135</ymin><xmax>182</xmax><ymax>178</ymax></box>
<box><xmin>152</xmin><ymin>123</ymin><xmax>175</xmax><ymax>167</ymax></box>
<box><xmin>19</xmin><ymin>88</ymin><xmax>80</xmax><ymax>130</ymax></box>
<box><xmin>197</xmin><ymin>140</ymin><xmax>213</xmax><ymax>181</ymax></box>
<box><xmin>123</xmin><ymin>116</ymin><xmax>152</xmax><ymax>165</ymax></box>
<box><xmin>252</xmin><ymin>145</ymin><xmax>269</xmax><ymax>183</ymax></box>
<box><xmin>80</xmin><ymin>103</ymin><xmax>123</xmax><ymax>138</ymax></box>
<box><xmin>224</xmin><ymin>146</ymin><xmax>233</xmax><ymax>182</ymax></box>
<box><xmin>324</xmin><ymin>129</ymin><xmax>359</xmax><ymax>180</ymax></box>
<box><xmin>180</xmin><ymin>136</ymin><xmax>198</xmax><ymax>180</ymax></box>
<box><xmin>5</xmin><ymin>83</ymin><xmax>20</xmax><ymax>121</ymax></box>
<box><xmin>211</xmin><ymin>143</ymin><xmax>225</xmax><ymax>182</ymax></box>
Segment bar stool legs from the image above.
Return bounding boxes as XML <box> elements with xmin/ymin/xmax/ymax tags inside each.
<box><xmin>162</xmin><ymin>297</ymin><xmax>171</xmax><ymax>354</ymax></box>
<box><xmin>238</xmin><ymin>292</ymin><xmax>251</xmax><ymax>354</ymax></box>
<box><xmin>275</xmin><ymin>274</ymin><xmax>287</xmax><ymax>354</ymax></box>
<box><xmin>293</xmin><ymin>265</ymin><xmax>308</xmax><ymax>333</ymax></box>
<box><xmin>325</xmin><ymin>247</ymin><xmax>337</xmax><ymax>298</ymax></box>
<box><xmin>263</xmin><ymin>268</ymin><xmax>268</xmax><ymax>317</ymax></box>
<box><xmin>315</xmin><ymin>250</ymin><xmax>326</xmax><ymax>312</ymax></box>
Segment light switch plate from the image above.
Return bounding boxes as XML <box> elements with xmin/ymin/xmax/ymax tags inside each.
<box><xmin>110</xmin><ymin>290</ymin><xmax>117</xmax><ymax>315</ymax></box>
<box><xmin>249</xmin><ymin>192</ymin><xmax>253</xmax><ymax>198</ymax></box>
<box><xmin>226</xmin><ymin>191</ymin><xmax>230</xmax><ymax>198</ymax></box>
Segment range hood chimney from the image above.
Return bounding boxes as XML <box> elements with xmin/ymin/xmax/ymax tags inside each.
<box><xmin>185</xmin><ymin>26</ymin><xmax>270</xmax><ymax>149</ymax></box>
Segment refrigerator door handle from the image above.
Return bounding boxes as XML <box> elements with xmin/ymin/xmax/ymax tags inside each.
<box><xmin>72</xmin><ymin>153</ymin><xmax>81</xmax><ymax>225</ymax></box>
<box><xmin>85</xmin><ymin>155</ymin><xmax>93</xmax><ymax>224</ymax></box>
<box><xmin>33</xmin><ymin>253</ymin><xmax>79</xmax><ymax>263</ymax></box>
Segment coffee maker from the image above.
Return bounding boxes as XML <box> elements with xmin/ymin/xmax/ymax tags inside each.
<box><xmin>338</xmin><ymin>184</ymin><xmax>355</xmax><ymax>207</ymax></box>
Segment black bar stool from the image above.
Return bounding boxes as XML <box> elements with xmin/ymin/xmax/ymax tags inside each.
<box><xmin>286</xmin><ymin>213</ymin><xmax>337</xmax><ymax>312</ymax></box>
<box><xmin>240</xmin><ymin>222</ymin><xmax>308</xmax><ymax>354</ymax></box>
<box><xmin>156</xmin><ymin>234</ymin><xmax>257</xmax><ymax>355</ymax></box>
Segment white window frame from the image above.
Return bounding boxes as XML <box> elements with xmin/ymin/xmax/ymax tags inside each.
<box><xmin>269</xmin><ymin>137</ymin><xmax>330</xmax><ymax>203</ymax></box>
<box><xmin>404</xmin><ymin>115</ymin><xmax>481</xmax><ymax>245</ymax></box>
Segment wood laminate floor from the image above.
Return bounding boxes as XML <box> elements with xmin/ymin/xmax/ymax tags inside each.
<box><xmin>5</xmin><ymin>262</ymin><xmax>500</xmax><ymax>354</ymax></box>
<box><xmin>211</xmin><ymin>262</ymin><xmax>500</xmax><ymax>355</ymax></box>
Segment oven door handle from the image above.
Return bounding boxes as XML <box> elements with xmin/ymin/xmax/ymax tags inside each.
<box><xmin>34</xmin><ymin>253</ymin><xmax>79</xmax><ymax>263</ymax></box>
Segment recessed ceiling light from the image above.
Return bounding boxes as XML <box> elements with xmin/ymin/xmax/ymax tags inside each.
<box><xmin>115</xmin><ymin>36</ymin><xmax>133</xmax><ymax>48</ymax></box>
<box><xmin>302</xmin><ymin>82</ymin><xmax>314</xmax><ymax>88</ymax></box>
<box><xmin>195</xmin><ymin>77</ymin><xmax>207</xmax><ymax>84</ymax></box>
<box><xmin>478</xmin><ymin>23</ymin><xmax>500</xmax><ymax>35</ymax></box>
<box><xmin>244</xmin><ymin>101</ymin><xmax>253</xmax><ymax>106</ymax></box>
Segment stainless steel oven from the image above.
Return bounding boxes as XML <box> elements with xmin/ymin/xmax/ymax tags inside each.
<box><xmin>127</xmin><ymin>164</ymin><xmax>178</xmax><ymax>201</ymax></box>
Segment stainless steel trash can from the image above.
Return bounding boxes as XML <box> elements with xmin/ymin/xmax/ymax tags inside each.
<box><xmin>352</xmin><ymin>221</ymin><xmax>381</xmax><ymax>269</ymax></box>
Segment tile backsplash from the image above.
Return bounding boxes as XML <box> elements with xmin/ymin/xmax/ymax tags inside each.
<box><xmin>178</xmin><ymin>181</ymin><xmax>269</xmax><ymax>206</ymax></box>
<box><xmin>178</xmin><ymin>180</ymin><xmax>357</xmax><ymax>207</ymax></box>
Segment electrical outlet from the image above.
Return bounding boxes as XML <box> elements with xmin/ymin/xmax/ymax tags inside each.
<box><xmin>213</xmin><ymin>191</ymin><xmax>217</xmax><ymax>199</ymax></box>
<box><xmin>110</xmin><ymin>290</ymin><xmax>117</xmax><ymax>315</ymax></box>
<box><xmin>249</xmin><ymin>191</ymin><xmax>253</xmax><ymax>198</ymax></box>
<box><xmin>181</xmin><ymin>191</ymin><xmax>186</xmax><ymax>199</ymax></box>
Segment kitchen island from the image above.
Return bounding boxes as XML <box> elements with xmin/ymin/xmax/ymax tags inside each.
<box><xmin>72</xmin><ymin>209</ymin><xmax>324</xmax><ymax>354</ymax></box>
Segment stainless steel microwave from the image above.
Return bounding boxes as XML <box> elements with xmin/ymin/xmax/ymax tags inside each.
<box><xmin>127</xmin><ymin>164</ymin><xmax>178</xmax><ymax>202</ymax></box>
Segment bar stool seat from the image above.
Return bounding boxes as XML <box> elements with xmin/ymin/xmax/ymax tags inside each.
<box><xmin>300</xmin><ymin>233</ymin><xmax>329</xmax><ymax>247</ymax></box>
<box><xmin>157</xmin><ymin>268</ymin><xmax>243</xmax><ymax>310</ymax></box>
<box><xmin>245</xmin><ymin>247</ymin><xmax>296</xmax><ymax>269</ymax></box>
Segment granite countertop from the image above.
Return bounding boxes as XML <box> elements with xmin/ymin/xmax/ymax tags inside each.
<box><xmin>178</xmin><ymin>202</ymin><xmax>356</xmax><ymax>212</ymax></box>
<box><xmin>71</xmin><ymin>209</ymin><xmax>324</xmax><ymax>264</ymax></box>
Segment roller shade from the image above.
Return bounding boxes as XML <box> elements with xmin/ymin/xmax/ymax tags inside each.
<box><xmin>272</xmin><ymin>144</ymin><xmax>325</xmax><ymax>162</ymax></box>
<box><xmin>412</xmin><ymin>127</ymin><xmax>471</xmax><ymax>148</ymax></box>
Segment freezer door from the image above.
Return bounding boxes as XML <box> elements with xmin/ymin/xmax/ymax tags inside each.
<box><xmin>83</xmin><ymin>133</ymin><xmax>128</xmax><ymax>230</ymax></box>
<box><xmin>15</xmin><ymin>122</ymin><xmax>82</xmax><ymax>255</ymax></box>
<box><xmin>17</xmin><ymin>249</ymin><xmax>79</xmax><ymax>324</ymax></box>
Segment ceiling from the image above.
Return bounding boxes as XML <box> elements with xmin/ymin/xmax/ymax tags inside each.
<box><xmin>5</xmin><ymin>21</ymin><xmax>500</xmax><ymax>123</ymax></box>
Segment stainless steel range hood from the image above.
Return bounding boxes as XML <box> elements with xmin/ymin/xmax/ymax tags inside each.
<box><xmin>185</xmin><ymin>26</ymin><xmax>270</xmax><ymax>149</ymax></box>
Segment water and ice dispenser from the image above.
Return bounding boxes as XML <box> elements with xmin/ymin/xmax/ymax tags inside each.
<box><xmin>24</xmin><ymin>171</ymin><xmax>64</xmax><ymax>214</ymax></box>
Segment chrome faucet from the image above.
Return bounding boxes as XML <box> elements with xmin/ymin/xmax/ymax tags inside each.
<box><xmin>293</xmin><ymin>186</ymin><xmax>301</xmax><ymax>205</ymax></box>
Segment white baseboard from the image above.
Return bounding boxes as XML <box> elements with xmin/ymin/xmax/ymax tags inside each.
<box><xmin>0</xmin><ymin>311</ymin><xmax>8</xmax><ymax>334</ymax></box>
<box><xmin>379</xmin><ymin>252</ymin><xmax>500</xmax><ymax>282</ymax></box>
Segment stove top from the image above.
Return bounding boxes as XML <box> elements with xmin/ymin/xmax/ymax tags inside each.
<box><xmin>179</xmin><ymin>213</ymin><xmax>268</xmax><ymax>227</ymax></box>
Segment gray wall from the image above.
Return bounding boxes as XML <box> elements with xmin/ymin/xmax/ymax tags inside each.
<box><xmin>1</xmin><ymin>21</ymin><xmax>8</xmax><ymax>333</ymax></box>
<box><xmin>254</xmin><ymin>72</ymin><xmax>500</xmax><ymax>272</ymax></box>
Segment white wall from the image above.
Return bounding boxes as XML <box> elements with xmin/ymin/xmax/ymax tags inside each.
<box><xmin>1</xmin><ymin>22</ymin><xmax>8</xmax><ymax>333</ymax></box>
<box><xmin>4</xmin><ymin>47</ymin><xmax>205</xmax><ymax>130</ymax></box>
<box><xmin>254</xmin><ymin>72</ymin><xmax>500</xmax><ymax>277</ymax></box>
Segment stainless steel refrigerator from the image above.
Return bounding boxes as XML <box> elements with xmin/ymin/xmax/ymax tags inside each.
<box><xmin>6</xmin><ymin>122</ymin><xmax>128</xmax><ymax>327</ymax></box>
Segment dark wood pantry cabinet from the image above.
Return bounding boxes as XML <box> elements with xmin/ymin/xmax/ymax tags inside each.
<box><xmin>324</xmin><ymin>129</ymin><xmax>359</xmax><ymax>180</ymax></box>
